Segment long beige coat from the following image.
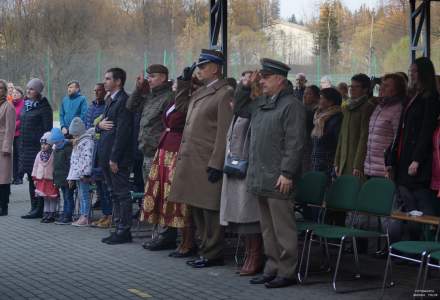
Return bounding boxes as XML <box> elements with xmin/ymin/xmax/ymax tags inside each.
<box><xmin>168</xmin><ymin>79</ymin><xmax>233</xmax><ymax>211</ymax></box>
<box><xmin>0</xmin><ymin>100</ymin><xmax>16</xmax><ymax>184</ymax></box>
<box><xmin>220</xmin><ymin>117</ymin><xmax>259</xmax><ymax>225</ymax></box>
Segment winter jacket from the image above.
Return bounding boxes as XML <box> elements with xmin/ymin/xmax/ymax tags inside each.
<box><xmin>19</xmin><ymin>97</ymin><xmax>53</xmax><ymax>174</ymax></box>
<box><xmin>311</xmin><ymin>112</ymin><xmax>342</xmax><ymax>178</ymax></box>
<box><xmin>97</xmin><ymin>89</ymin><xmax>133</xmax><ymax>168</ymax></box>
<box><xmin>387</xmin><ymin>91</ymin><xmax>440</xmax><ymax>189</ymax></box>
<box><xmin>234</xmin><ymin>84</ymin><xmax>306</xmax><ymax>200</ymax></box>
<box><xmin>53</xmin><ymin>142</ymin><xmax>73</xmax><ymax>187</ymax></box>
<box><xmin>32</xmin><ymin>151</ymin><xmax>55</xmax><ymax>180</ymax></box>
<box><xmin>0</xmin><ymin>100</ymin><xmax>15</xmax><ymax>184</ymax></box>
<box><xmin>364</xmin><ymin>97</ymin><xmax>402</xmax><ymax>177</ymax></box>
<box><xmin>126</xmin><ymin>82</ymin><xmax>174</xmax><ymax>157</ymax></box>
<box><xmin>85</xmin><ymin>100</ymin><xmax>106</xmax><ymax>129</ymax></box>
<box><xmin>67</xmin><ymin>128</ymin><xmax>95</xmax><ymax>180</ymax></box>
<box><xmin>12</xmin><ymin>99</ymin><xmax>24</xmax><ymax>137</ymax></box>
<box><xmin>334</xmin><ymin>96</ymin><xmax>376</xmax><ymax>176</ymax></box>
<box><xmin>59</xmin><ymin>92</ymin><xmax>88</xmax><ymax>130</ymax></box>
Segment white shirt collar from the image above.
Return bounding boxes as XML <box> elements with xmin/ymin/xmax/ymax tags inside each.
<box><xmin>111</xmin><ymin>89</ymin><xmax>121</xmax><ymax>100</ymax></box>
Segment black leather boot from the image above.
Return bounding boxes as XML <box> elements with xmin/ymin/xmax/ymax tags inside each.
<box><xmin>22</xmin><ymin>197</ymin><xmax>44</xmax><ymax>219</ymax></box>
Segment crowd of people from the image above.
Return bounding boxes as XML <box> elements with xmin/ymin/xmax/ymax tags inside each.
<box><xmin>0</xmin><ymin>48</ymin><xmax>440</xmax><ymax>289</ymax></box>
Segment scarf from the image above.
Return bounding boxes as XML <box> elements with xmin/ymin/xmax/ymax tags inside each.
<box><xmin>347</xmin><ymin>95</ymin><xmax>368</xmax><ymax>111</ymax></box>
<box><xmin>40</xmin><ymin>148</ymin><xmax>52</xmax><ymax>163</ymax></box>
<box><xmin>311</xmin><ymin>105</ymin><xmax>341</xmax><ymax>138</ymax></box>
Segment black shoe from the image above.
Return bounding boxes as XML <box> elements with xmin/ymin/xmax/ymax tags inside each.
<box><xmin>40</xmin><ymin>213</ymin><xmax>49</xmax><ymax>223</ymax></box>
<box><xmin>46</xmin><ymin>213</ymin><xmax>56</xmax><ymax>223</ymax></box>
<box><xmin>264</xmin><ymin>277</ymin><xmax>297</xmax><ymax>288</ymax></box>
<box><xmin>102</xmin><ymin>232</ymin><xmax>117</xmax><ymax>243</ymax></box>
<box><xmin>22</xmin><ymin>209</ymin><xmax>43</xmax><ymax>219</ymax></box>
<box><xmin>148</xmin><ymin>240</ymin><xmax>176</xmax><ymax>251</ymax></box>
<box><xmin>104</xmin><ymin>230</ymin><xmax>132</xmax><ymax>245</ymax></box>
<box><xmin>13</xmin><ymin>179</ymin><xmax>23</xmax><ymax>185</ymax></box>
<box><xmin>188</xmin><ymin>257</ymin><xmax>224</xmax><ymax>268</ymax></box>
<box><xmin>250</xmin><ymin>274</ymin><xmax>276</xmax><ymax>284</ymax></box>
<box><xmin>169</xmin><ymin>247</ymin><xmax>198</xmax><ymax>258</ymax></box>
<box><xmin>0</xmin><ymin>205</ymin><xmax>8</xmax><ymax>216</ymax></box>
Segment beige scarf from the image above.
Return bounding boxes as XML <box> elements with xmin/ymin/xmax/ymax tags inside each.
<box><xmin>311</xmin><ymin>105</ymin><xmax>341</xmax><ymax>138</ymax></box>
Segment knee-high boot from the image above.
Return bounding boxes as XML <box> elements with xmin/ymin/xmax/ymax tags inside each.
<box><xmin>0</xmin><ymin>185</ymin><xmax>10</xmax><ymax>216</ymax></box>
<box><xmin>239</xmin><ymin>234</ymin><xmax>263</xmax><ymax>276</ymax></box>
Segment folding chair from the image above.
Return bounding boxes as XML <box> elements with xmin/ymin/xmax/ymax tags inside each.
<box><xmin>422</xmin><ymin>250</ymin><xmax>440</xmax><ymax>290</ymax></box>
<box><xmin>294</xmin><ymin>171</ymin><xmax>328</xmax><ymax>283</ymax></box>
<box><xmin>300</xmin><ymin>175</ymin><xmax>361</xmax><ymax>286</ymax></box>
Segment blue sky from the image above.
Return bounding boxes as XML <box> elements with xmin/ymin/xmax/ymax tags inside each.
<box><xmin>280</xmin><ymin>0</ymin><xmax>378</xmax><ymax>21</ymax></box>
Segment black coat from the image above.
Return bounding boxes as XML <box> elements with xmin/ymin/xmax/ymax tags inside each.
<box><xmin>19</xmin><ymin>97</ymin><xmax>53</xmax><ymax>174</ymax></box>
<box><xmin>53</xmin><ymin>143</ymin><xmax>73</xmax><ymax>187</ymax></box>
<box><xmin>311</xmin><ymin>112</ymin><xmax>342</xmax><ymax>177</ymax></box>
<box><xmin>97</xmin><ymin>90</ymin><xmax>134</xmax><ymax>168</ymax></box>
<box><xmin>387</xmin><ymin>91</ymin><xmax>440</xmax><ymax>189</ymax></box>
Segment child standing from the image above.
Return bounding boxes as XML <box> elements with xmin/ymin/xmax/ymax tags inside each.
<box><xmin>32</xmin><ymin>132</ymin><xmax>59</xmax><ymax>223</ymax></box>
<box><xmin>49</xmin><ymin>128</ymin><xmax>75</xmax><ymax>225</ymax></box>
<box><xmin>67</xmin><ymin>117</ymin><xmax>95</xmax><ymax>226</ymax></box>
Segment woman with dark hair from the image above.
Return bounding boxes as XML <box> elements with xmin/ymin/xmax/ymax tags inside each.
<box><xmin>0</xmin><ymin>79</ymin><xmax>16</xmax><ymax>216</ymax></box>
<box><xmin>12</xmin><ymin>86</ymin><xmax>24</xmax><ymax>184</ymax></box>
<box><xmin>20</xmin><ymin>78</ymin><xmax>53</xmax><ymax>219</ymax></box>
<box><xmin>386</xmin><ymin>57</ymin><xmax>440</xmax><ymax>239</ymax></box>
<box><xmin>311</xmin><ymin>87</ymin><xmax>342</xmax><ymax>178</ymax></box>
<box><xmin>302</xmin><ymin>85</ymin><xmax>320</xmax><ymax>172</ymax></box>
<box><xmin>364</xmin><ymin>74</ymin><xmax>404</xmax><ymax>178</ymax></box>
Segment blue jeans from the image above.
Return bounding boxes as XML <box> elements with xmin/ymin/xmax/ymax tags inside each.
<box><xmin>61</xmin><ymin>186</ymin><xmax>75</xmax><ymax>218</ymax></box>
<box><xmin>96</xmin><ymin>180</ymin><xmax>112</xmax><ymax>216</ymax></box>
<box><xmin>77</xmin><ymin>181</ymin><xmax>90</xmax><ymax>217</ymax></box>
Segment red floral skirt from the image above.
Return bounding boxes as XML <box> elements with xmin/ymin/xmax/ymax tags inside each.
<box><xmin>34</xmin><ymin>179</ymin><xmax>59</xmax><ymax>199</ymax></box>
<box><xmin>140</xmin><ymin>149</ymin><xmax>191</xmax><ymax>228</ymax></box>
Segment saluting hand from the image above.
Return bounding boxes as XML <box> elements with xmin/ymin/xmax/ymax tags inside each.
<box><xmin>109</xmin><ymin>160</ymin><xmax>119</xmax><ymax>174</ymax></box>
<box><xmin>136</xmin><ymin>73</ymin><xmax>150</xmax><ymax>94</ymax></box>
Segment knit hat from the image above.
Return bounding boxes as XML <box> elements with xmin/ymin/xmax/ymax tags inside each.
<box><xmin>40</xmin><ymin>131</ymin><xmax>53</xmax><ymax>145</ymax></box>
<box><xmin>69</xmin><ymin>117</ymin><xmax>86</xmax><ymax>136</ymax></box>
<box><xmin>26</xmin><ymin>78</ymin><xmax>44</xmax><ymax>94</ymax></box>
<box><xmin>48</xmin><ymin>128</ymin><xmax>64</xmax><ymax>144</ymax></box>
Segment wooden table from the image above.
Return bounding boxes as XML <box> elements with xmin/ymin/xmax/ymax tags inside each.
<box><xmin>391</xmin><ymin>211</ymin><xmax>440</xmax><ymax>240</ymax></box>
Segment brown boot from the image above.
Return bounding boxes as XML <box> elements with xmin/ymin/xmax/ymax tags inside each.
<box><xmin>240</xmin><ymin>234</ymin><xmax>263</xmax><ymax>276</ymax></box>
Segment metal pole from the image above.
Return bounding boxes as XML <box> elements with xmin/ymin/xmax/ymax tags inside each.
<box><xmin>96</xmin><ymin>49</ymin><xmax>102</xmax><ymax>82</ymax></box>
<box><xmin>424</xmin><ymin>0</ymin><xmax>431</xmax><ymax>58</ymax></box>
<box><xmin>222</xmin><ymin>0</ymin><xmax>228</xmax><ymax>77</ymax></box>
<box><xmin>409</xmin><ymin>0</ymin><xmax>416</xmax><ymax>63</ymax></box>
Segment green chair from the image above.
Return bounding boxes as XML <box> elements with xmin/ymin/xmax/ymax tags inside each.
<box><xmin>422</xmin><ymin>250</ymin><xmax>440</xmax><ymax>290</ymax></box>
<box><xmin>307</xmin><ymin>178</ymin><xmax>395</xmax><ymax>292</ymax></box>
<box><xmin>299</xmin><ymin>175</ymin><xmax>361</xmax><ymax>286</ymax></box>
<box><xmin>295</xmin><ymin>171</ymin><xmax>328</xmax><ymax>283</ymax></box>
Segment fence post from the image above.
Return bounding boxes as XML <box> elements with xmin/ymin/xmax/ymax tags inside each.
<box><xmin>96</xmin><ymin>49</ymin><xmax>102</xmax><ymax>82</ymax></box>
<box><xmin>45</xmin><ymin>51</ymin><xmax>51</xmax><ymax>103</ymax></box>
<box><xmin>144</xmin><ymin>51</ymin><xmax>148</xmax><ymax>77</ymax></box>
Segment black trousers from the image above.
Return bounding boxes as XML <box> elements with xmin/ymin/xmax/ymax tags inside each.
<box><xmin>0</xmin><ymin>184</ymin><xmax>10</xmax><ymax>206</ymax></box>
<box><xmin>102</xmin><ymin>164</ymin><xmax>132</xmax><ymax>231</ymax></box>
<box><xmin>13</xmin><ymin>137</ymin><xmax>22</xmax><ymax>181</ymax></box>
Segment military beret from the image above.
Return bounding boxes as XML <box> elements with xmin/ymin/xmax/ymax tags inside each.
<box><xmin>196</xmin><ymin>49</ymin><xmax>224</xmax><ymax>67</ymax></box>
<box><xmin>260</xmin><ymin>58</ymin><xmax>291</xmax><ymax>77</ymax></box>
<box><xmin>147</xmin><ymin>64</ymin><xmax>169</xmax><ymax>75</ymax></box>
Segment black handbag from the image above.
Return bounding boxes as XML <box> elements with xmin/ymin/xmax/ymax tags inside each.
<box><xmin>223</xmin><ymin>117</ymin><xmax>250</xmax><ymax>179</ymax></box>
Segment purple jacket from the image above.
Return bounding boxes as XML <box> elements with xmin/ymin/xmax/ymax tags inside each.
<box><xmin>364</xmin><ymin>98</ymin><xmax>402</xmax><ymax>177</ymax></box>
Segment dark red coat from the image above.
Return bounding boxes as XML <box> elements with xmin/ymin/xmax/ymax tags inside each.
<box><xmin>157</xmin><ymin>102</ymin><xmax>186</xmax><ymax>152</ymax></box>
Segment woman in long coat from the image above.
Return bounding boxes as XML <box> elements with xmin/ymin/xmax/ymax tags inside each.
<box><xmin>220</xmin><ymin>77</ymin><xmax>263</xmax><ymax>276</ymax></box>
<box><xmin>19</xmin><ymin>78</ymin><xmax>53</xmax><ymax>219</ymax></box>
<box><xmin>0</xmin><ymin>79</ymin><xmax>16</xmax><ymax>216</ymax></box>
<box><xmin>387</xmin><ymin>57</ymin><xmax>440</xmax><ymax>240</ymax></box>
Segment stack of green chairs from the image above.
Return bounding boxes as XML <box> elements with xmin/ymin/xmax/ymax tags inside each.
<box><xmin>304</xmin><ymin>177</ymin><xmax>396</xmax><ymax>292</ymax></box>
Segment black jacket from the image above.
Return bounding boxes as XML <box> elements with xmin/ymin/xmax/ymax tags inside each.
<box><xmin>19</xmin><ymin>97</ymin><xmax>53</xmax><ymax>174</ymax></box>
<box><xmin>387</xmin><ymin>90</ymin><xmax>440</xmax><ymax>189</ymax></box>
<box><xmin>97</xmin><ymin>90</ymin><xmax>134</xmax><ymax>168</ymax></box>
<box><xmin>53</xmin><ymin>143</ymin><xmax>73</xmax><ymax>187</ymax></box>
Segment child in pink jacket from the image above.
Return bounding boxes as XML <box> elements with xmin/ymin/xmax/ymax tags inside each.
<box><xmin>32</xmin><ymin>132</ymin><xmax>59</xmax><ymax>223</ymax></box>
